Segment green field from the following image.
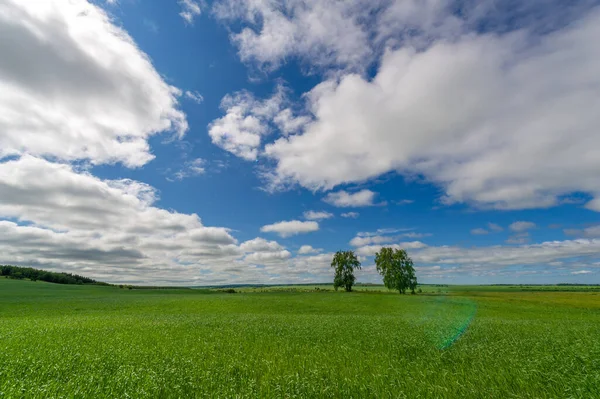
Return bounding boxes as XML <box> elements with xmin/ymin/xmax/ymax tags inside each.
<box><xmin>1</xmin><ymin>278</ymin><xmax>599</xmax><ymax>398</ymax></box>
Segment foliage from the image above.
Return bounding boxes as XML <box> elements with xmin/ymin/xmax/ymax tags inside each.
<box><xmin>0</xmin><ymin>265</ymin><xmax>105</xmax><ymax>285</ymax></box>
<box><xmin>374</xmin><ymin>247</ymin><xmax>418</xmax><ymax>293</ymax></box>
<box><xmin>1</xmin><ymin>278</ymin><xmax>600</xmax><ymax>398</ymax></box>
<box><xmin>330</xmin><ymin>250</ymin><xmax>361</xmax><ymax>292</ymax></box>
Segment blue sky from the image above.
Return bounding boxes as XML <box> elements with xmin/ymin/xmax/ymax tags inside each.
<box><xmin>1</xmin><ymin>0</ymin><xmax>600</xmax><ymax>285</ymax></box>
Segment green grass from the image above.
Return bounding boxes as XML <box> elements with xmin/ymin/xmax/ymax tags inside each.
<box><xmin>1</xmin><ymin>278</ymin><xmax>599</xmax><ymax>398</ymax></box>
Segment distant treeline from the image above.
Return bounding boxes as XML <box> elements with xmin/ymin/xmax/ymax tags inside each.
<box><xmin>491</xmin><ymin>283</ymin><xmax>600</xmax><ymax>287</ymax></box>
<box><xmin>0</xmin><ymin>265</ymin><xmax>109</xmax><ymax>286</ymax></box>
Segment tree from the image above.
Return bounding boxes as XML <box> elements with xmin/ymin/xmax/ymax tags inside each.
<box><xmin>331</xmin><ymin>250</ymin><xmax>361</xmax><ymax>292</ymax></box>
<box><xmin>375</xmin><ymin>247</ymin><xmax>418</xmax><ymax>294</ymax></box>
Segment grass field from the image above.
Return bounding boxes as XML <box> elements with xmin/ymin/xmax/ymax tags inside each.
<box><xmin>1</xmin><ymin>278</ymin><xmax>599</xmax><ymax>398</ymax></box>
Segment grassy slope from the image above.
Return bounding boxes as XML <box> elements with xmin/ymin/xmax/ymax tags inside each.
<box><xmin>1</xmin><ymin>278</ymin><xmax>599</xmax><ymax>398</ymax></box>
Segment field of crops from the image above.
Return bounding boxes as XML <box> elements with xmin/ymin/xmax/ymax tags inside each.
<box><xmin>1</xmin><ymin>278</ymin><xmax>599</xmax><ymax>398</ymax></box>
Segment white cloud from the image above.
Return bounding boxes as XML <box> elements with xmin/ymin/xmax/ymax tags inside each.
<box><xmin>341</xmin><ymin>212</ymin><xmax>359</xmax><ymax>218</ymax></box>
<box><xmin>0</xmin><ymin>156</ymin><xmax>249</xmax><ymax>283</ymax></box>
<box><xmin>355</xmin><ymin>241</ymin><xmax>428</xmax><ymax>256</ymax></box>
<box><xmin>2</xmin><ymin>158</ymin><xmax>600</xmax><ymax>284</ymax></box>
<box><xmin>510</xmin><ymin>221</ymin><xmax>536</xmax><ymax>232</ymax></box>
<box><xmin>244</xmin><ymin>250</ymin><xmax>292</xmax><ymax>263</ymax></box>
<box><xmin>394</xmin><ymin>199</ymin><xmax>414</xmax><ymax>205</ymax></box>
<box><xmin>323</xmin><ymin>189</ymin><xmax>377</xmax><ymax>207</ymax></box>
<box><xmin>350</xmin><ymin>228</ymin><xmax>431</xmax><ymax>247</ymax></box>
<box><xmin>355</xmin><ymin>228</ymin><xmax>412</xmax><ymax>238</ymax></box>
<box><xmin>214</xmin><ymin>0</ymin><xmax>594</xmax><ymax>74</ymax></box>
<box><xmin>571</xmin><ymin>270</ymin><xmax>592</xmax><ymax>275</ymax></box>
<box><xmin>260</xmin><ymin>220</ymin><xmax>319</xmax><ymax>237</ymax></box>
<box><xmin>472</xmin><ymin>223</ymin><xmax>503</xmax><ymax>235</ymax></box>
<box><xmin>374</xmin><ymin>228</ymin><xmax>406</xmax><ymax>235</ymax></box>
<box><xmin>303</xmin><ymin>210</ymin><xmax>333</xmax><ymax>220</ymax></box>
<box><xmin>179</xmin><ymin>0</ymin><xmax>201</xmax><ymax>24</ymax></box>
<box><xmin>0</xmin><ymin>156</ymin><xmax>335</xmax><ymax>285</ymax></box>
<box><xmin>564</xmin><ymin>225</ymin><xmax>600</xmax><ymax>238</ymax></box>
<box><xmin>488</xmin><ymin>223</ymin><xmax>504</xmax><ymax>232</ymax></box>
<box><xmin>168</xmin><ymin>158</ymin><xmax>206</xmax><ymax>181</ymax></box>
<box><xmin>239</xmin><ymin>237</ymin><xmax>293</xmax><ymax>264</ymax></box>
<box><xmin>264</xmin><ymin>10</ymin><xmax>600</xmax><ymax>210</ymax></box>
<box><xmin>298</xmin><ymin>245</ymin><xmax>321</xmax><ymax>254</ymax></box>
<box><xmin>355</xmin><ymin>238</ymin><xmax>600</xmax><ymax>274</ymax></box>
<box><xmin>185</xmin><ymin>90</ymin><xmax>204</xmax><ymax>104</ymax></box>
<box><xmin>240</xmin><ymin>237</ymin><xmax>284</xmax><ymax>252</ymax></box>
<box><xmin>208</xmin><ymin>88</ymin><xmax>286</xmax><ymax>161</ymax></box>
<box><xmin>507</xmin><ymin>221</ymin><xmax>534</xmax><ymax>244</ymax></box>
<box><xmin>0</xmin><ymin>0</ymin><xmax>187</xmax><ymax>168</ymax></box>
<box><xmin>585</xmin><ymin>197</ymin><xmax>600</xmax><ymax>212</ymax></box>
<box><xmin>350</xmin><ymin>234</ymin><xmax>396</xmax><ymax>247</ymax></box>
<box><xmin>212</xmin><ymin>0</ymin><xmax>375</xmax><ymax>72</ymax></box>
<box><xmin>0</xmin><ymin>156</ymin><xmax>235</xmax><ymax>241</ymax></box>
<box><xmin>401</xmin><ymin>232</ymin><xmax>432</xmax><ymax>239</ymax></box>
<box><xmin>506</xmin><ymin>233</ymin><xmax>530</xmax><ymax>245</ymax></box>
<box><xmin>273</xmin><ymin>109</ymin><xmax>312</xmax><ymax>135</ymax></box>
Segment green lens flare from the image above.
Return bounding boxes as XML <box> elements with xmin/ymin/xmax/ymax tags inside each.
<box><xmin>438</xmin><ymin>301</ymin><xmax>477</xmax><ymax>350</ymax></box>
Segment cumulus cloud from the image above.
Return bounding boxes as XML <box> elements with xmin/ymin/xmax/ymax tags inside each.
<box><xmin>0</xmin><ymin>156</ymin><xmax>335</xmax><ymax>285</ymax></box>
<box><xmin>510</xmin><ymin>221</ymin><xmax>536</xmax><ymax>232</ymax></box>
<box><xmin>323</xmin><ymin>189</ymin><xmax>378</xmax><ymax>207</ymax></box>
<box><xmin>2</xmin><ymin>158</ymin><xmax>600</xmax><ymax>284</ymax></box>
<box><xmin>214</xmin><ymin>0</ymin><xmax>595</xmax><ymax>74</ymax></box>
<box><xmin>507</xmin><ymin>221</ymin><xmax>534</xmax><ymax>244</ymax></box>
<box><xmin>208</xmin><ymin>88</ymin><xmax>289</xmax><ymax>160</ymax></box>
<box><xmin>488</xmin><ymin>223</ymin><xmax>504</xmax><ymax>232</ymax></box>
<box><xmin>412</xmin><ymin>240</ymin><xmax>600</xmax><ymax>268</ymax></box>
<box><xmin>179</xmin><ymin>0</ymin><xmax>201</xmax><ymax>24</ymax></box>
<box><xmin>355</xmin><ymin>241</ymin><xmax>428</xmax><ymax>256</ymax></box>
<box><xmin>168</xmin><ymin>158</ymin><xmax>206</xmax><ymax>181</ymax></box>
<box><xmin>208</xmin><ymin>85</ymin><xmax>312</xmax><ymax>161</ymax></box>
<box><xmin>260</xmin><ymin>220</ymin><xmax>319</xmax><ymax>237</ymax></box>
<box><xmin>263</xmin><ymin>9</ymin><xmax>600</xmax><ymax>210</ymax></box>
<box><xmin>185</xmin><ymin>90</ymin><xmax>204</xmax><ymax>104</ymax></box>
<box><xmin>240</xmin><ymin>237</ymin><xmax>284</xmax><ymax>252</ymax></box>
<box><xmin>564</xmin><ymin>225</ymin><xmax>600</xmax><ymax>238</ymax></box>
<box><xmin>341</xmin><ymin>212</ymin><xmax>359</xmax><ymax>218</ymax></box>
<box><xmin>273</xmin><ymin>109</ymin><xmax>312</xmax><ymax>135</ymax></box>
<box><xmin>506</xmin><ymin>233</ymin><xmax>530</xmax><ymax>245</ymax></box>
<box><xmin>0</xmin><ymin>156</ymin><xmax>249</xmax><ymax>283</ymax></box>
<box><xmin>357</xmin><ymin>228</ymin><xmax>412</xmax><ymax>237</ymax></box>
<box><xmin>298</xmin><ymin>245</ymin><xmax>321</xmax><ymax>254</ymax></box>
<box><xmin>472</xmin><ymin>223</ymin><xmax>503</xmax><ymax>235</ymax></box>
<box><xmin>212</xmin><ymin>0</ymin><xmax>375</xmax><ymax>72</ymax></box>
<box><xmin>353</xmin><ymin>238</ymin><xmax>600</xmax><ymax>279</ymax></box>
<box><xmin>0</xmin><ymin>0</ymin><xmax>187</xmax><ymax>168</ymax></box>
<box><xmin>350</xmin><ymin>228</ymin><xmax>431</xmax><ymax>249</ymax></box>
<box><xmin>350</xmin><ymin>235</ymin><xmax>397</xmax><ymax>247</ymax></box>
<box><xmin>303</xmin><ymin>210</ymin><xmax>333</xmax><ymax>220</ymax></box>
<box><xmin>244</xmin><ymin>250</ymin><xmax>292</xmax><ymax>263</ymax></box>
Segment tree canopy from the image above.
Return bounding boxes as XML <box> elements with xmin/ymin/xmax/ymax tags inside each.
<box><xmin>374</xmin><ymin>247</ymin><xmax>418</xmax><ymax>294</ymax></box>
<box><xmin>331</xmin><ymin>250</ymin><xmax>361</xmax><ymax>292</ymax></box>
<box><xmin>0</xmin><ymin>265</ymin><xmax>106</xmax><ymax>285</ymax></box>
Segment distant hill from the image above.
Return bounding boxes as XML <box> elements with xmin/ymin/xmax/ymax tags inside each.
<box><xmin>0</xmin><ymin>265</ymin><xmax>109</xmax><ymax>286</ymax></box>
